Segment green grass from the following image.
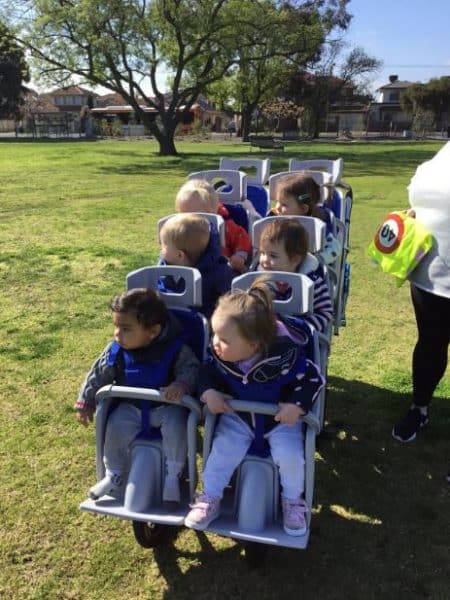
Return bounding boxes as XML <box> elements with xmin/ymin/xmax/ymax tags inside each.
<box><xmin>1</xmin><ymin>138</ymin><xmax>449</xmax><ymax>599</ymax></box>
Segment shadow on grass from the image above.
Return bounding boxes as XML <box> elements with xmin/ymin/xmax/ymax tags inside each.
<box><xmin>93</xmin><ymin>142</ymin><xmax>445</xmax><ymax>181</ymax></box>
<box><xmin>0</xmin><ymin>136</ymin><xmax>96</xmax><ymax>143</ymax></box>
<box><xmin>148</xmin><ymin>375</ymin><xmax>449</xmax><ymax>599</ymax></box>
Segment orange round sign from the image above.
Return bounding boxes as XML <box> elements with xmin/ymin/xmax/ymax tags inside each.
<box><xmin>374</xmin><ymin>212</ymin><xmax>405</xmax><ymax>254</ymax></box>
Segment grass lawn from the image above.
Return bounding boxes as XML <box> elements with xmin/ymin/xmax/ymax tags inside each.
<box><xmin>0</xmin><ymin>138</ymin><xmax>448</xmax><ymax>600</ymax></box>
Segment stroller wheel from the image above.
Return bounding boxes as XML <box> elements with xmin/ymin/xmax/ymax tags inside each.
<box><xmin>132</xmin><ymin>521</ymin><xmax>173</xmax><ymax>548</ymax></box>
<box><xmin>243</xmin><ymin>542</ymin><xmax>268</xmax><ymax>569</ymax></box>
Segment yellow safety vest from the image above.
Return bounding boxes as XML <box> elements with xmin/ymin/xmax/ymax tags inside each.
<box><xmin>367</xmin><ymin>211</ymin><xmax>433</xmax><ymax>285</ymax></box>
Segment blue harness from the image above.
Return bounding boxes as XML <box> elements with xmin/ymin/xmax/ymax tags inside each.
<box><xmin>107</xmin><ymin>338</ymin><xmax>184</xmax><ymax>438</ymax></box>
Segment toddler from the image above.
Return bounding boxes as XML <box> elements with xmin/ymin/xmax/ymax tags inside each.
<box><xmin>272</xmin><ymin>172</ymin><xmax>341</xmax><ymax>265</ymax></box>
<box><xmin>184</xmin><ymin>279</ymin><xmax>323</xmax><ymax>536</ymax></box>
<box><xmin>176</xmin><ymin>179</ymin><xmax>252</xmax><ymax>273</ymax></box>
<box><xmin>158</xmin><ymin>213</ymin><xmax>234</xmax><ymax>318</ymax></box>
<box><xmin>75</xmin><ymin>288</ymin><xmax>200</xmax><ymax>503</ymax></box>
<box><xmin>258</xmin><ymin>219</ymin><xmax>333</xmax><ymax>334</ymax></box>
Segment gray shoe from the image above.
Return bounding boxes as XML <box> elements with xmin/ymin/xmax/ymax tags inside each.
<box><xmin>89</xmin><ymin>474</ymin><xmax>123</xmax><ymax>500</ymax></box>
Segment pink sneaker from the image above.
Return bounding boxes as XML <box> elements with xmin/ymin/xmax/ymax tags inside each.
<box><xmin>184</xmin><ymin>493</ymin><xmax>221</xmax><ymax>530</ymax></box>
<box><xmin>282</xmin><ymin>497</ymin><xmax>308</xmax><ymax>536</ymax></box>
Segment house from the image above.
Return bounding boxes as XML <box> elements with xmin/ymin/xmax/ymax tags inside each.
<box><xmin>41</xmin><ymin>85</ymin><xmax>96</xmax><ymax>111</ymax></box>
<box><xmin>90</xmin><ymin>92</ymin><xmax>232</xmax><ymax>135</ymax></box>
<box><xmin>367</xmin><ymin>75</ymin><xmax>415</xmax><ymax>132</ymax></box>
<box><xmin>279</xmin><ymin>71</ymin><xmax>370</xmax><ymax>135</ymax></box>
<box><xmin>21</xmin><ymin>85</ymin><xmax>97</xmax><ymax>135</ymax></box>
<box><xmin>326</xmin><ymin>83</ymin><xmax>369</xmax><ymax>134</ymax></box>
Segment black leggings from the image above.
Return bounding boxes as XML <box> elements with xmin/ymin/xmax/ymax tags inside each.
<box><xmin>411</xmin><ymin>284</ymin><xmax>450</xmax><ymax>407</ymax></box>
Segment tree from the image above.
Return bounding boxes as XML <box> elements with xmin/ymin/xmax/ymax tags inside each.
<box><xmin>402</xmin><ymin>77</ymin><xmax>450</xmax><ymax>129</ymax></box>
<box><xmin>260</xmin><ymin>99</ymin><xmax>303</xmax><ymax>133</ymax></box>
<box><xmin>2</xmin><ymin>0</ymin><xmax>357</xmax><ymax>153</ymax></box>
<box><xmin>0</xmin><ymin>21</ymin><xmax>29</xmax><ymax>119</ymax></box>
<box><xmin>284</xmin><ymin>45</ymin><xmax>381</xmax><ymax>137</ymax></box>
<box><xmin>4</xmin><ymin>0</ymin><xmax>302</xmax><ymax>154</ymax></box>
<box><xmin>208</xmin><ymin>1</ymin><xmax>352</xmax><ymax>141</ymax></box>
<box><xmin>3</xmin><ymin>0</ymin><xmax>246</xmax><ymax>154</ymax></box>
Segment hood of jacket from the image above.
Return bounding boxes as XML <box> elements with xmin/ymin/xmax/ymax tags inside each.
<box><xmin>210</xmin><ymin>332</ymin><xmax>304</xmax><ymax>386</ymax></box>
<box><xmin>195</xmin><ymin>222</ymin><xmax>229</xmax><ymax>274</ymax></box>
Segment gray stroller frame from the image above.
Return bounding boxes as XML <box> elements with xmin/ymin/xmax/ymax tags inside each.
<box><xmin>80</xmin><ymin>266</ymin><xmax>208</xmax><ymax>547</ymax></box>
<box><xmin>195</xmin><ymin>272</ymin><xmax>322</xmax><ymax>553</ymax></box>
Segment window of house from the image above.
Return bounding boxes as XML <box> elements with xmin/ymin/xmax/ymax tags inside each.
<box><xmin>389</xmin><ymin>92</ymin><xmax>399</xmax><ymax>102</ymax></box>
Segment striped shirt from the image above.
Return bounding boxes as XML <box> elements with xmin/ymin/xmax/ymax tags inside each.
<box><xmin>297</xmin><ymin>253</ymin><xmax>333</xmax><ymax>333</ymax></box>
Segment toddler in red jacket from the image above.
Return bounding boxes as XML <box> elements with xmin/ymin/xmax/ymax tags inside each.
<box><xmin>175</xmin><ymin>179</ymin><xmax>252</xmax><ymax>273</ymax></box>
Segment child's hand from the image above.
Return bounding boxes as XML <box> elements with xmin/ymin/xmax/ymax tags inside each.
<box><xmin>76</xmin><ymin>408</ymin><xmax>94</xmax><ymax>427</ymax></box>
<box><xmin>201</xmin><ymin>389</ymin><xmax>234</xmax><ymax>414</ymax></box>
<box><xmin>229</xmin><ymin>254</ymin><xmax>247</xmax><ymax>273</ymax></box>
<box><xmin>275</xmin><ymin>403</ymin><xmax>305</xmax><ymax>425</ymax></box>
<box><xmin>162</xmin><ymin>382</ymin><xmax>186</xmax><ymax>403</ymax></box>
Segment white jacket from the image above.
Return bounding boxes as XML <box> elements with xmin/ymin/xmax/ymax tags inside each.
<box><xmin>407</xmin><ymin>142</ymin><xmax>450</xmax><ymax>298</ymax></box>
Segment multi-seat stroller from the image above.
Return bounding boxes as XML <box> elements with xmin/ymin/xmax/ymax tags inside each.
<box><xmin>80</xmin><ymin>265</ymin><xmax>322</xmax><ymax>564</ymax></box>
<box><xmin>80</xmin><ymin>154</ymin><xmax>353</xmax><ymax>562</ymax></box>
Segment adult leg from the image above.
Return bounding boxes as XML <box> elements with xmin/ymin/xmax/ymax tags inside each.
<box><xmin>411</xmin><ymin>285</ymin><xmax>450</xmax><ymax>407</ymax></box>
<box><xmin>392</xmin><ymin>285</ymin><xmax>450</xmax><ymax>442</ymax></box>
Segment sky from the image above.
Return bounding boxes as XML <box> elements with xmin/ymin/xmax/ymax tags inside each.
<box><xmin>35</xmin><ymin>0</ymin><xmax>450</xmax><ymax>97</ymax></box>
<box><xmin>149</xmin><ymin>0</ymin><xmax>450</xmax><ymax>97</ymax></box>
<box><xmin>344</xmin><ymin>0</ymin><xmax>450</xmax><ymax>96</ymax></box>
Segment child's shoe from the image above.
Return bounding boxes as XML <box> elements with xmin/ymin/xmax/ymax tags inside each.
<box><xmin>282</xmin><ymin>497</ymin><xmax>308</xmax><ymax>536</ymax></box>
<box><xmin>392</xmin><ymin>407</ymin><xmax>429</xmax><ymax>442</ymax></box>
<box><xmin>163</xmin><ymin>474</ymin><xmax>181</xmax><ymax>503</ymax></box>
<box><xmin>184</xmin><ymin>493</ymin><xmax>221</xmax><ymax>530</ymax></box>
<box><xmin>89</xmin><ymin>473</ymin><xmax>123</xmax><ymax>500</ymax></box>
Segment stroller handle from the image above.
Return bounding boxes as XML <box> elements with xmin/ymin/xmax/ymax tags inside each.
<box><xmin>203</xmin><ymin>399</ymin><xmax>320</xmax><ymax>433</ymax></box>
<box><xmin>95</xmin><ymin>384</ymin><xmax>202</xmax><ymax>417</ymax></box>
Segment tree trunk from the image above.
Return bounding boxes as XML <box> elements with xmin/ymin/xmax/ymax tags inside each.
<box><xmin>155</xmin><ymin>130</ymin><xmax>179</xmax><ymax>156</ymax></box>
<box><xmin>143</xmin><ymin>111</ymin><xmax>179</xmax><ymax>156</ymax></box>
<box><xmin>241</xmin><ymin>104</ymin><xmax>256</xmax><ymax>142</ymax></box>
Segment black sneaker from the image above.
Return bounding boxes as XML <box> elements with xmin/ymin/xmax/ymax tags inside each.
<box><xmin>392</xmin><ymin>407</ymin><xmax>429</xmax><ymax>442</ymax></box>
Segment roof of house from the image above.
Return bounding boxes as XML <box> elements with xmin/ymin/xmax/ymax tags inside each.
<box><xmin>48</xmin><ymin>85</ymin><xmax>95</xmax><ymax>96</ymax></box>
<box><xmin>378</xmin><ymin>80</ymin><xmax>414</xmax><ymax>90</ymax></box>
<box><xmin>95</xmin><ymin>92</ymin><xmax>128</xmax><ymax>107</ymax></box>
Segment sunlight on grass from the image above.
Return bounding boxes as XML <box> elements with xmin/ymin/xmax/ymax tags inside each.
<box><xmin>329</xmin><ymin>504</ymin><xmax>383</xmax><ymax>525</ymax></box>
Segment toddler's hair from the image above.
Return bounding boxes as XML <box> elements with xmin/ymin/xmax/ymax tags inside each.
<box><xmin>275</xmin><ymin>173</ymin><xmax>321</xmax><ymax>216</ymax></box>
<box><xmin>260</xmin><ymin>218</ymin><xmax>308</xmax><ymax>261</ymax></box>
<box><xmin>110</xmin><ymin>288</ymin><xmax>168</xmax><ymax>329</ymax></box>
<box><xmin>175</xmin><ymin>179</ymin><xmax>219</xmax><ymax>213</ymax></box>
<box><xmin>214</xmin><ymin>277</ymin><xmax>277</xmax><ymax>356</ymax></box>
<box><xmin>160</xmin><ymin>213</ymin><xmax>210</xmax><ymax>264</ymax></box>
